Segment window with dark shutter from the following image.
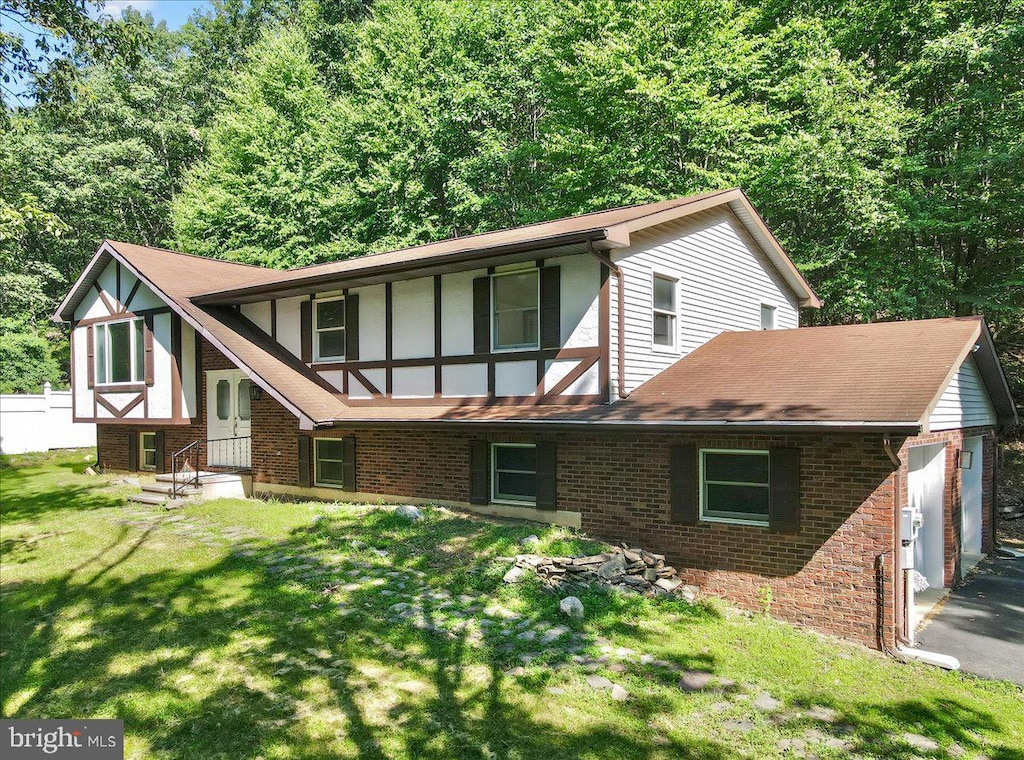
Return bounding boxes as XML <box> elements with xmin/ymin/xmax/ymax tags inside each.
<box><xmin>540</xmin><ymin>266</ymin><xmax>561</xmax><ymax>349</ymax></box>
<box><xmin>344</xmin><ymin>294</ymin><xmax>360</xmax><ymax>361</ymax></box>
<box><xmin>469</xmin><ymin>440</ymin><xmax>489</xmax><ymax>504</ymax></box>
<box><xmin>669</xmin><ymin>444</ymin><xmax>698</xmax><ymax>524</ymax></box>
<box><xmin>127</xmin><ymin>432</ymin><xmax>138</xmax><ymax>472</ymax></box>
<box><xmin>535</xmin><ymin>441</ymin><xmax>557</xmax><ymax>510</ymax></box>
<box><xmin>697</xmin><ymin>449</ymin><xmax>774</xmax><ymax>527</ymax></box>
<box><xmin>297</xmin><ymin>435</ymin><xmax>311</xmax><ymax>487</ymax></box>
<box><xmin>300</xmin><ymin>300</ymin><xmax>312</xmax><ymax>364</ymax></box>
<box><xmin>154</xmin><ymin>431</ymin><xmax>165</xmax><ymax>474</ymax></box>
<box><xmin>143</xmin><ymin>315</ymin><xmax>155</xmax><ymax>386</ymax></box>
<box><xmin>472</xmin><ymin>277</ymin><xmax>490</xmax><ymax>354</ymax></box>
<box><xmin>768</xmin><ymin>447</ymin><xmax>801</xmax><ymax>534</ymax></box>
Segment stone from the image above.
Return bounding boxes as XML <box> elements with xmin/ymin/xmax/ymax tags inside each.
<box><xmin>724</xmin><ymin>719</ymin><xmax>755</xmax><ymax>733</ymax></box>
<box><xmin>678</xmin><ymin>670</ymin><xmax>714</xmax><ymax>692</ymax></box>
<box><xmin>520</xmin><ymin>534</ymin><xmax>541</xmax><ymax>547</ymax></box>
<box><xmin>679</xmin><ymin>585</ymin><xmax>699</xmax><ymax>602</ymax></box>
<box><xmin>752</xmin><ymin>692</ymin><xmax>783</xmax><ymax>712</ymax></box>
<box><xmin>825</xmin><ymin>738</ymin><xmax>853</xmax><ymax>751</ymax></box>
<box><xmin>546</xmin><ymin>686</ymin><xmax>565</xmax><ymax>695</ymax></box>
<box><xmin>394</xmin><ymin>505</ymin><xmax>423</xmax><ymax>522</ymax></box>
<box><xmin>164</xmin><ymin>498</ymin><xmax>187</xmax><ymax>510</ymax></box>
<box><xmin>586</xmin><ymin>675</ymin><xmax>614</xmax><ymax>690</ymax></box>
<box><xmin>559</xmin><ymin>596</ymin><xmax>585</xmax><ymax>619</ymax></box>
<box><xmin>643</xmin><ymin>567</ymin><xmax>659</xmax><ymax>582</ymax></box>
<box><xmin>947</xmin><ymin>743</ymin><xmax>966</xmax><ymax>758</ymax></box>
<box><xmin>503</xmin><ymin>566</ymin><xmax>526</xmax><ymax>584</ymax></box>
<box><xmin>84</xmin><ymin>466</ymin><xmax>98</xmax><ymax>476</ymax></box>
<box><xmin>654</xmin><ymin>577</ymin><xmax>682</xmax><ymax>593</ymax></box>
<box><xmin>611</xmin><ymin>685</ymin><xmax>630</xmax><ymax>701</ymax></box>
<box><xmin>777</xmin><ymin>738</ymin><xmax>807</xmax><ymax>752</ymax></box>
<box><xmin>351</xmin><ymin>539</ymin><xmax>367</xmax><ymax>549</ymax></box>
<box><xmin>607</xmin><ymin>663</ymin><xmax>626</xmax><ymax>673</ymax></box>
<box><xmin>516</xmin><ymin>630</ymin><xmax>536</xmax><ymax>642</ymax></box>
<box><xmin>389</xmin><ymin>602</ymin><xmax>411</xmax><ymax>614</ymax></box>
<box><xmin>505</xmin><ymin>666</ymin><xmax>526</xmax><ymax>677</ymax></box>
<box><xmin>902</xmin><ymin>734</ymin><xmax>940</xmax><ymax>752</ymax></box>
<box><xmin>597</xmin><ymin>554</ymin><xmax>628</xmax><ymax>579</ymax></box>
<box><xmin>806</xmin><ymin>705</ymin><xmax>839</xmax><ymax>723</ymax></box>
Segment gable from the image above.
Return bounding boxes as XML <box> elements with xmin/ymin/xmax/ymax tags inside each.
<box><xmin>73</xmin><ymin>257</ymin><xmax>166</xmax><ymax>321</ymax></box>
<box><xmin>928</xmin><ymin>354</ymin><xmax>998</xmax><ymax>431</ymax></box>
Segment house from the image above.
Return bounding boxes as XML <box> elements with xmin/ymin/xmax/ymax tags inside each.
<box><xmin>54</xmin><ymin>188</ymin><xmax>1018</xmax><ymax>650</ymax></box>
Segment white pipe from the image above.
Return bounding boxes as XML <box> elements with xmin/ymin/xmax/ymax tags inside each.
<box><xmin>895</xmin><ymin>646</ymin><xmax>960</xmax><ymax>670</ymax></box>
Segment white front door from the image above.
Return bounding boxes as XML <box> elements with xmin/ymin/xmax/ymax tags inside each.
<box><xmin>908</xmin><ymin>443</ymin><xmax>947</xmax><ymax>589</ymax></box>
<box><xmin>961</xmin><ymin>436</ymin><xmax>984</xmax><ymax>556</ymax></box>
<box><xmin>206</xmin><ymin>369</ymin><xmax>252</xmax><ymax>467</ymax></box>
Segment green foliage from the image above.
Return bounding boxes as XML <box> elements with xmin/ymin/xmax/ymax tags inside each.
<box><xmin>0</xmin><ymin>320</ymin><xmax>62</xmax><ymax>393</ymax></box>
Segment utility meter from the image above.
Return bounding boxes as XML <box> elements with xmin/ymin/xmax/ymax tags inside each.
<box><xmin>900</xmin><ymin>506</ymin><xmax>923</xmax><ymax>568</ymax></box>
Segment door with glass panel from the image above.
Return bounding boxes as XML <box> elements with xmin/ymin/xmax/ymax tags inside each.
<box><xmin>206</xmin><ymin>369</ymin><xmax>252</xmax><ymax>467</ymax></box>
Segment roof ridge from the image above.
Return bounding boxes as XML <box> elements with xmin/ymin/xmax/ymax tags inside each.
<box><xmin>104</xmin><ymin>240</ymin><xmax>275</xmax><ymax>271</ymax></box>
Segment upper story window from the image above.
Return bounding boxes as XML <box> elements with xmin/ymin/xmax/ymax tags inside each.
<box><xmin>700</xmin><ymin>449</ymin><xmax>770</xmax><ymax>526</ymax></box>
<box><xmin>314</xmin><ymin>297</ymin><xmax>346</xmax><ymax>361</ymax></box>
<box><xmin>95</xmin><ymin>317</ymin><xmax>144</xmax><ymax>384</ymax></box>
<box><xmin>492</xmin><ymin>270</ymin><xmax>539</xmax><ymax>351</ymax></box>
<box><xmin>760</xmin><ymin>304</ymin><xmax>776</xmax><ymax>330</ymax></box>
<box><xmin>652</xmin><ymin>274</ymin><xmax>677</xmax><ymax>349</ymax></box>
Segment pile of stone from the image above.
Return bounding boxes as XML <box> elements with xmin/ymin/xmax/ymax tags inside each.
<box><xmin>502</xmin><ymin>544</ymin><xmax>698</xmax><ymax>601</ymax></box>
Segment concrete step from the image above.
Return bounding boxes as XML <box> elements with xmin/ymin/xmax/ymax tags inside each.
<box><xmin>130</xmin><ymin>492</ymin><xmax>168</xmax><ymax>505</ymax></box>
<box><xmin>141</xmin><ymin>483</ymin><xmax>201</xmax><ymax>497</ymax></box>
<box><xmin>154</xmin><ymin>471</ymin><xmax>219</xmax><ymax>483</ymax></box>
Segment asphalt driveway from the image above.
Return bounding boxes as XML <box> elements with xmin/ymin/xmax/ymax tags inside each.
<box><xmin>916</xmin><ymin>556</ymin><xmax>1024</xmax><ymax>685</ymax></box>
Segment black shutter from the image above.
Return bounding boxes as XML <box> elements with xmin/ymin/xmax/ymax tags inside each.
<box><xmin>669</xmin><ymin>444</ymin><xmax>698</xmax><ymax>525</ymax></box>
<box><xmin>345</xmin><ymin>294</ymin><xmax>359</xmax><ymax>361</ymax></box>
<box><xmin>300</xmin><ymin>300</ymin><xmax>312</xmax><ymax>364</ymax></box>
<box><xmin>535</xmin><ymin>441</ymin><xmax>557</xmax><ymax>510</ymax></box>
<box><xmin>342</xmin><ymin>436</ymin><xmax>357</xmax><ymax>491</ymax></box>
<box><xmin>298</xmin><ymin>435</ymin><xmax>311</xmax><ymax>487</ymax></box>
<box><xmin>769</xmin><ymin>447</ymin><xmax>801</xmax><ymax>534</ymax></box>
<box><xmin>473</xmin><ymin>277</ymin><xmax>490</xmax><ymax>354</ymax></box>
<box><xmin>469</xmin><ymin>440</ymin><xmax>489</xmax><ymax>504</ymax></box>
<box><xmin>127</xmin><ymin>432</ymin><xmax>138</xmax><ymax>472</ymax></box>
<box><xmin>540</xmin><ymin>266</ymin><xmax>561</xmax><ymax>349</ymax></box>
<box><xmin>154</xmin><ymin>431</ymin><xmax>165</xmax><ymax>474</ymax></box>
<box><xmin>86</xmin><ymin>326</ymin><xmax>95</xmax><ymax>388</ymax></box>
<box><xmin>143</xmin><ymin>315</ymin><xmax>155</xmax><ymax>386</ymax></box>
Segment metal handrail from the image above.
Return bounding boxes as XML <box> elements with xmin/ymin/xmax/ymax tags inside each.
<box><xmin>170</xmin><ymin>436</ymin><xmax>251</xmax><ymax>498</ymax></box>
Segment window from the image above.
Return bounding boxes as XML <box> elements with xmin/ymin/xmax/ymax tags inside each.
<box><xmin>491</xmin><ymin>443</ymin><xmax>536</xmax><ymax>504</ymax></box>
<box><xmin>492</xmin><ymin>270</ymin><xmax>539</xmax><ymax>351</ymax></box>
<box><xmin>760</xmin><ymin>304</ymin><xmax>776</xmax><ymax>330</ymax></box>
<box><xmin>95</xmin><ymin>318</ymin><xmax>145</xmax><ymax>384</ymax></box>
<box><xmin>700</xmin><ymin>449</ymin><xmax>770</xmax><ymax>525</ymax></box>
<box><xmin>314</xmin><ymin>297</ymin><xmax>346</xmax><ymax>361</ymax></box>
<box><xmin>140</xmin><ymin>432</ymin><xmax>157</xmax><ymax>471</ymax></box>
<box><xmin>314</xmin><ymin>438</ymin><xmax>346</xmax><ymax>488</ymax></box>
<box><xmin>652</xmin><ymin>274</ymin><xmax>677</xmax><ymax>349</ymax></box>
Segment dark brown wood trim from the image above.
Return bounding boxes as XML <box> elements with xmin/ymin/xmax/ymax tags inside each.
<box><xmin>116</xmin><ymin>261</ymin><xmax>121</xmax><ymax>302</ymax></box>
<box><xmin>385</xmin><ymin>282</ymin><xmax>393</xmax><ymax>395</ymax></box>
<box><xmin>545</xmin><ymin>354</ymin><xmax>600</xmax><ymax>398</ymax></box>
<box><xmin>341</xmin><ymin>393</ymin><xmax>604</xmax><ymax>408</ymax></box>
<box><xmin>95</xmin><ymin>382</ymin><xmax>147</xmax><ymax>393</ymax></box>
<box><xmin>75</xmin><ymin>416</ymin><xmax>195</xmax><ymax>426</ymax></box>
<box><xmin>433</xmin><ymin>275</ymin><xmax>442</xmax><ymax>396</ymax></box>
<box><xmin>93</xmin><ymin>282</ymin><xmax>116</xmax><ymax>315</ymax></box>
<box><xmin>195</xmin><ymin>332</ymin><xmax>203</xmax><ymax>420</ymax></box>
<box><xmin>76</xmin><ymin>307</ymin><xmax>171</xmax><ymax>327</ymax></box>
<box><xmin>315</xmin><ymin>345</ymin><xmax>599</xmax><ymax>373</ymax></box>
<box><xmin>122</xmin><ymin>278</ymin><xmax>142</xmax><ymax>312</ymax></box>
<box><xmin>348</xmin><ymin>368</ymin><xmax>383</xmax><ymax>398</ymax></box>
<box><xmin>270</xmin><ymin>300</ymin><xmax>277</xmax><ymax>340</ymax></box>
<box><xmin>170</xmin><ymin>314</ymin><xmax>183</xmax><ymax>420</ymax></box>
<box><xmin>97</xmin><ymin>392</ymin><xmax>145</xmax><ymax>418</ymax></box>
<box><xmin>598</xmin><ymin>263</ymin><xmax>611</xmax><ymax>401</ymax></box>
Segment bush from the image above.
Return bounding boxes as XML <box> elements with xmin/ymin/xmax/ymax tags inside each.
<box><xmin>0</xmin><ymin>323</ymin><xmax>62</xmax><ymax>394</ymax></box>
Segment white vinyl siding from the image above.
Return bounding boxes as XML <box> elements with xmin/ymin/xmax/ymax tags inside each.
<box><xmin>610</xmin><ymin>208</ymin><xmax>800</xmax><ymax>394</ymax></box>
<box><xmin>929</xmin><ymin>355</ymin><xmax>997</xmax><ymax>431</ymax></box>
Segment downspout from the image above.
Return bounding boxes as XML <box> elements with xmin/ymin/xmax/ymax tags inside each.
<box><xmin>882</xmin><ymin>435</ymin><xmax>960</xmax><ymax>670</ymax></box>
<box><xmin>586</xmin><ymin>241</ymin><xmax>629</xmax><ymax>399</ymax></box>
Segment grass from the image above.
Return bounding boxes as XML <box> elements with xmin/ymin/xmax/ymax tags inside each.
<box><xmin>2</xmin><ymin>449</ymin><xmax>1022</xmax><ymax>759</ymax></box>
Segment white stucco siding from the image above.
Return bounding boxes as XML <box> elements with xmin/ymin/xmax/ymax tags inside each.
<box><xmin>354</xmin><ymin>284</ymin><xmax>386</xmax><ymax>361</ymax></box>
<box><xmin>929</xmin><ymin>355</ymin><xmax>997</xmax><ymax>431</ymax></box>
<box><xmin>318</xmin><ymin>370</ymin><xmax>345</xmax><ymax>393</ymax></box>
<box><xmin>72</xmin><ymin>325</ymin><xmax>91</xmax><ymax>415</ymax></box>
<box><xmin>181</xmin><ymin>322</ymin><xmax>198</xmax><ymax>417</ymax></box>
<box><xmin>392</xmin><ymin>278</ymin><xmax>435</xmax><ymax>360</ymax></box>
<box><xmin>441</xmin><ymin>363</ymin><xmax>488</xmax><ymax>398</ymax></box>
<box><xmin>145</xmin><ymin>312</ymin><xmax>174</xmax><ymax>417</ymax></box>
<box><xmin>392</xmin><ymin>366</ymin><xmax>435</xmax><ymax>398</ymax></box>
<box><xmin>551</xmin><ymin>254</ymin><xmax>601</xmax><ymax>349</ymax></box>
<box><xmin>73</xmin><ymin>263</ymin><xmax>162</xmax><ymax>321</ymax></box>
<box><xmin>543</xmin><ymin>358</ymin><xmax>601</xmax><ymax>396</ymax></box>
<box><xmin>240</xmin><ymin>302</ymin><xmax>273</xmax><ymax>334</ymax></box>
<box><xmin>495</xmin><ymin>360</ymin><xmax>537</xmax><ymax>397</ymax></box>
<box><xmin>441</xmin><ymin>270</ymin><xmax>478</xmax><ymax>356</ymax></box>
<box><xmin>610</xmin><ymin>209</ymin><xmax>801</xmax><ymax>394</ymax></box>
<box><xmin>276</xmin><ymin>296</ymin><xmax>304</xmax><ymax>359</ymax></box>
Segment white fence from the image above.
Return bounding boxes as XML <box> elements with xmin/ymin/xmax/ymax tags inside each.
<box><xmin>0</xmin><ymin>383</ymin><xmax>97</xmax><ymax>454</ymax></box>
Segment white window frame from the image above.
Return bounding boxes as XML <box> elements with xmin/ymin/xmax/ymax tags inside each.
<box><xmin>313</xmin><ymin>296</ymin><xmax>346</xmax><ymax>362</ymax></box>
<box><xmin>490</xmin><ymin>442</ymin><xmax>537</xmax><ymax>505</ymax></box>
<box><xmin>491</xmin><ymin>269</ymin><xmax>540</xmax><ymax>353</ymax></box>
<box><xmin>651</xmin><ymin>273</ymin><xmax>678</xmax><ymax>352</ymax></box>
<box><xmin>314</xmin><ymin>438</ymin><xmax>346</xmax><ymax>488</ymax></box>
<box><xmin>760</xmin><ymin>303</ymin><xmax>777</xmax><ymax>330</ymax></box>
<box><xmin>139</xmin><ymin>431</ymin><xmax>157</xmax><ymax>471</ymax></box>
<box><xmin>95</xmin><ymin>317</ymin><xmax>145</xmax><ymax>386</ymax></box>
<box><xmin>699</xmin><ymin>448</ymin><xmax>770</xmax><ymax>527</ymax></box>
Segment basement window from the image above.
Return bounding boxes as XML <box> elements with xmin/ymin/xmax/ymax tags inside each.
<box><xmin>492</xmin><ymin>270</ymin><xmax>539</xmax><ymax>351</ymax></box>
<box><xmin>314</xmin><ymin>438</ymin><xmax>346</xmax><ymax>488</ymax></box>
<box><xmin>314</xmin><ymin>297</ymin><xmax>346</xmax><ymax>361</ymax></box>
<box><xmin>95</xmin><ymin>317</ymin><xmax>145</xmax><ymax>384</ymax></box>
<box><xmin>140</xmin><ymin>432</ymin><xmax>157</xmax><ymax>471</ymax></box>
<box><xmin>491</xmin><ymin>443</ymin><xmax>537</xmax><ymax>504</ymax></box>
<box><xmin>652</xmin><ymin>274</ymin><xmax>677</xmax><ymax>349</ymax></box>
<box><xmin>699</xmin><ymin>449</ymin><xmax>770</xmax><ymax>526</ymax></box>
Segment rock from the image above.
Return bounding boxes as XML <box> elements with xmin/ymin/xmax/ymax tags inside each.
<box><xmin>902</xmin><ymin>733</ymin><xmax>940</xmax><ymax>752</ymax></box>
<box><xmin>597</xmin><ymin>554</ymin><xmax>628</xmax><ymax>579</ymax></box>
<box><xmin>586</xmin><ymin>675</ymin><xmax>614</xmax><ymax>690</ymax></box>
<box><xmin>505</xmin><ymin>666</ymin><xmax>526</xmax><ymax>677</ymax></box>
<box><xmin>351</xmin><ymin>539</ymin><xmax>367</xmax><ymax>549</ymax></box>
<box><xmin>546</xmin><ymin>686</ymin><xmax>565</xmax><ymax>695</ymax></box>
<box><xmin>679</xmin><ymin>585</ymin><xmax>699</xmax><ymax>602</ymax></box>
<box><xmin>777</xmin><ymin>738</ymin><xmax>807</xmax><ymax>752</ymax></box>
<box><xmin>516</xmin><ymin>630</ymin><xmax>536</xmax><ymax>642</ymax></box>
<box><xmin>519</xmin><ymin>534</ymin><xmax>541</xmax><ymax>547</ymax></box>
<box><xmin>752</xmin><ymin>692</ymin><xmax>783</xmax><ymax>712</ymax></box>
<box><xmin>806</xmin><ymin>705</ymin><xmax>839</xmax><ymax>723</ymax></box>
<box><xmin>164</xmin><ymin>498</ymin><xmax>187</xmax><ymax>510</ymax></box>
<box><xmin>394</xmin><ymin>505</ymin><xmax>423</xmax><ymax>522</ymax></box>
<box><xmin>559</xmin><ymin>596</ymin><xmax>584</xmax><ymax>619</ymax></box>
<box><xmin>947</xmin><ymin>743</ymin><xmax>966</xmax><ymax>758</ymax></box>
<box><xmin>678</xmin><ymin>670</ymin><xmax>715</xmax><ymax>692</ymax></box>
<box><xmin>389</xmin><ymin>602</ymin><xmax>411</xmax><ymax>614</ymax></box>
<box><xmin>611</xmin><ymin>684</ymin><xmax>630</xmax><ymax>701</ymax></box>
<box><xmin>654</xmin><ymin>577</ymin><xmax>682</xmax><ymax>593</ymax></box>
<box><xmin>84</xmin><ymin>466</ymin><xmax>98</xmax><ymax>476</ymax></box>
<box><xmin>724</xmin><ymin>719</ymin><xmax>755</xmax><ymax>733</ymax></box>
<box><xmin>123</xmin><ymin>476</ymin><xmax>141</xmax><ymax>487</ymax></box>
<box><xmin>503</xmin><ymin>566</ymin><xmax>526</xmax><ymax>584</ymax></box>
<box><xmin>371</xmin><ymin>548</ymin><xmax>389</xmax><ymax>558</ymax></box>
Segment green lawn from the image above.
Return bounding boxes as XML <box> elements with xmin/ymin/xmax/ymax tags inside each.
<box><xmin>2</xmin><ymin>449</ymin><xmax>1022</xmax><ymax>759</ymax></box>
